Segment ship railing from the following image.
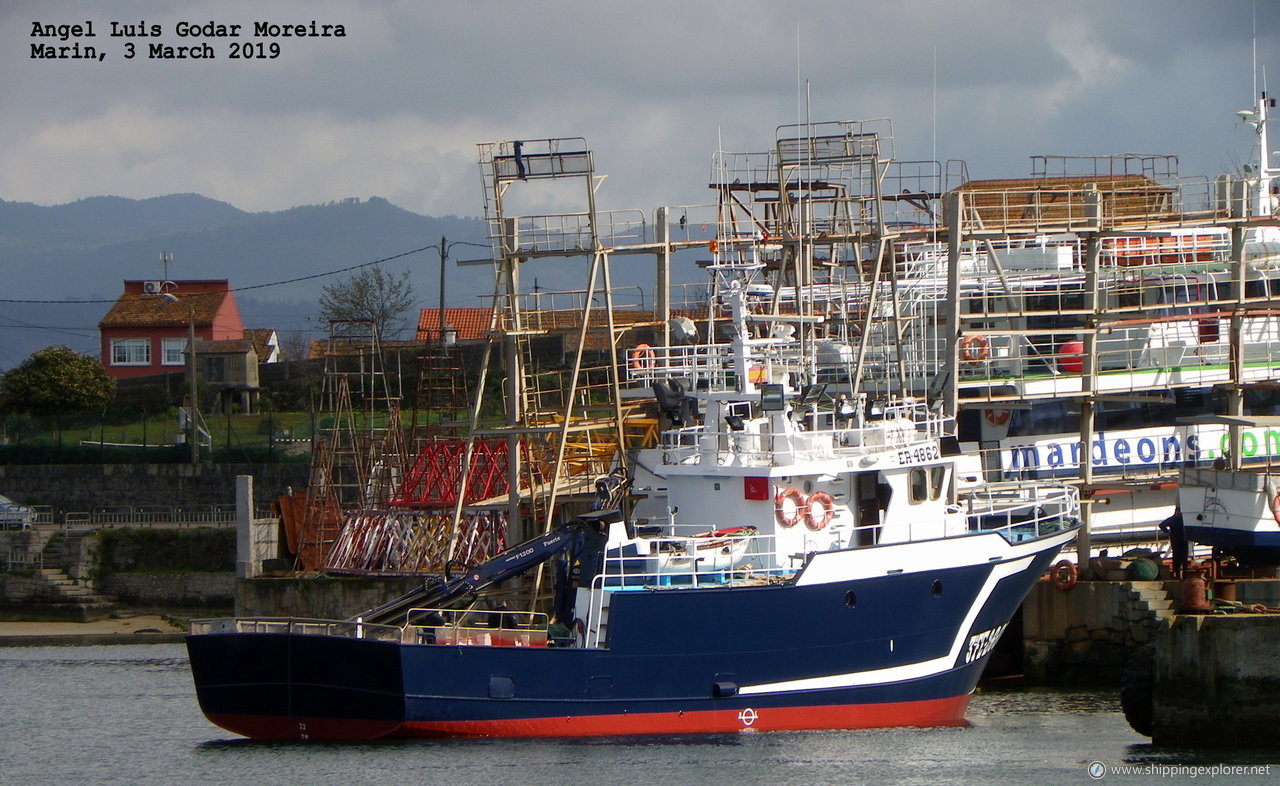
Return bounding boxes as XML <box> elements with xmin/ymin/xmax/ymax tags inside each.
<box><xmin>657</xmin><ymin>403</ymin><xmax>948</xmax><ymax>467</ymax></box>
<box><xmin>585</xmin><ymin>528</ymin><xmax>792</xmax><ymax>648</ymax></box>
<box><xmin>189</xmin><ymin>617</ymin><xmax>402</xmax><ymax>642</ymax></box>
<box><xmin>957</xmin><ymin>315</ymin><xmax>1280</xmax><ymax>394</ymax></box>
<box><xmin>959</xmin><ymin>482</ymin><xmax>1081</xmax><ymax>545</ymax></box>
<box><xmin>399</xmin><ymin>607</ymin><xmax>550</xmax><ymax>648</ymax></box>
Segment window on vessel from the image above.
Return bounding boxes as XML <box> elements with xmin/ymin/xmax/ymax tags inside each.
<box><xmin>929</xmin><ymin>466</ymin><xmax>946</xmax><ymax>500</ymax></box>
<box><xmin>909</xmin><ymin>468</ymin><xmax>928</xmax><ymax>503</ymax></box>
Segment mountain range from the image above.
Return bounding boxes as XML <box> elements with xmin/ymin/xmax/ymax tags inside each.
<box><xmin>0</xmin><ymin>193</ymin><xmax>708</xmax><ymax>371</ymax></box>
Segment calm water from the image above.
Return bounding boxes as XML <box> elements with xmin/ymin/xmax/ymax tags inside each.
<box><xmin>2</xmin><ymin>644</ymin><xmax>1277</xmax><ymax>785</ymax></box>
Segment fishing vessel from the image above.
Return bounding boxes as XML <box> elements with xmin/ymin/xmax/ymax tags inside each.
<box><xmin>187</xmin><ymin>281</ymin><xmax>1080</xmax><ymax>740</ymax></box>
<box><xmin>187</xmin><ymin>128</ymin><xmax>1083</xmax><ymax>740</ymax></box>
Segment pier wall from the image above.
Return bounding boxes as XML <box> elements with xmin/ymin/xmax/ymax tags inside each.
<box><xmin>102</xmin><ymin>573</ymin><xmax>234</xmax><ymax>608</ymax></box>
<box><xmin>1155</xmin><ymin>615</ymin><xmax>1280</xmax><ymax>746</ymax></box>
<box><xmin>0</xmin><ymin>463</ymin><xmax>309</xmax><ymax>515</ymax></box>
<box><xmin>235</xmin><ymin>577</ymin><xmax>423</xmax><ymax>620</ymax></box>
<box><xmin>1021</xmin><ymin>580</ymin><xmax>1175</xmax><ymax>684</ymax></box>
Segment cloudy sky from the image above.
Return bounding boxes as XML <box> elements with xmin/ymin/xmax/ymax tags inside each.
<box><xmin>4</xmin><ymin>0</ymin><xmax>1279</xmax><ymax>221</ymax></box>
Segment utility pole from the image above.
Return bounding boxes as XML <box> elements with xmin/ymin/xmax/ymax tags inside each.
<box><xmin>163</xmin><ymin>292</ymin><xmax>199</xmax><ymax>466</ymax></box>
<box><xmin>438</xmin><ymin>235</ymin><xmax>447</xmax><ymax>346</ymax></box>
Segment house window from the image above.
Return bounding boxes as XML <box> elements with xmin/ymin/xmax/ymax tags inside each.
<box><xmin>110</xmin><ymin>338</ymin><xmax>151</xmax><ymax>366</ymax></box>
<box><xmin>161</xmin><ymin>338</ymin><xmax>188</xmax><ymax>366</ymax></box>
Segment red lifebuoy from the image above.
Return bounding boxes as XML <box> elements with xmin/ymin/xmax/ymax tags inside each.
<box><xmin>805</xmin><ymin>491</ymin><xmax>835</xmax><ymax>531</ymax></box>
<box><xmin>774</xmin><ymin>487</ymin><xmax>805</xmax><ymax>528</ymax></box>
<box><xmin>983</xmin><ymin>408</ymin><xmax>1010</xmax><ymax>427</ymax></box>
<box><xmin>628</xmin><ymin>343</ymin><xmax>656</xmax><ymax>371</ymax></box>
<box><xmin>1050</xmin><ymin>559</ymin><xmax>1078</xmax><ymax>590</ymax></box>
<box><xmin>1270</xmin><ymin>492</ymin><xmax>1280</xmax><ymax>526</ymax></box>
<box><xmin>960</xmin><ymin>335</ymin><xmax>990</xmax><ymax>362</ymax></box>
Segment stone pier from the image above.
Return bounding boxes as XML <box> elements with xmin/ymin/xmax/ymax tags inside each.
<box><xmin>1153</xmin><ymin>614</ymin><xmax>1280</xmax><ymax>746</ymax></box>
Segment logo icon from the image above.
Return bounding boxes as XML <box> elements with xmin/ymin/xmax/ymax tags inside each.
<box><xmin>1087</xmin><ymin>761</ymin><xmax>1105</xmax><ymax>779</ymax></box>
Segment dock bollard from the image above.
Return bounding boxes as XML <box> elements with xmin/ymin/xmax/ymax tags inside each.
<box><xmin>1180</xmin><ymin>569</ymin><xmax>1212</xmax><ymax>613</ymax></box>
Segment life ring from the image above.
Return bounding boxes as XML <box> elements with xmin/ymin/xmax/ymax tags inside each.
<box><xmin>774</xmin><ymin>487</ymin><xmax>805</xmax><ymax>528</ymax></box>
<box><xmin>1050</xmin><ymin>559</ymin><xmax>1078</xmax><ymax>591</ymax></box>
<box><xmin>1270</xmin><ymin>492</ymin><xmax>1280</xmax><ymax>526</ymax></box>
<box><xmin>960</xmin><ymin>335</ymin><xmax>990</xmax><ymax>362</ymax></box>
<box><xmin>983</xmin><ymin>408</ymin><xmax>1010</xmax><ymax>427</ymax></box>
<box><xmin>805</xmin><ymin>491</ymin><xmax>834</xmax><ymax>531</ymax></box>
<box><xmin>628</xmin><ymin>343</ymin><xmax>656</xmax><ymax>371</ymax></box>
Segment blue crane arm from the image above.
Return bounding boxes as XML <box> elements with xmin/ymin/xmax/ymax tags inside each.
<box><xmin>352</xmin><ymin>521</ymin><xmax>586</xmax><ymax>625</ymax></box>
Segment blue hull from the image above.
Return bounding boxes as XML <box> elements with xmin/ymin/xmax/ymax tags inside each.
<box><xmin>188</xmin><ymin>540</ymin><xmax>1065</xmax><ymax>739</ymax></box>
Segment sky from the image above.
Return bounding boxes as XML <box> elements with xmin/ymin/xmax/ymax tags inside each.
<box><xmin>4</xmin><ymin>0</ymin><xmax>1280</xmax><ymax>223</ymax></box>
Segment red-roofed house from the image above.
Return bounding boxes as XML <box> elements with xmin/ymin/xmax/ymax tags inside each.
<box><xmin>415</xmin><ymin>307</ymin><xmax>495</xmax><ymax>345</ymax></box>
<box><xmin>98</xmin><ymin>280</ymin><xmax>246</xmax><ymax>380</ymax></box>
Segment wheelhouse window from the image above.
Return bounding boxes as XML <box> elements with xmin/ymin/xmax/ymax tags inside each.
<box><xmin>930</xmin><ymin>466</ymin><xmax>946</xmax><ymax>501</ymax></box>
<box><xmin>110</xmin><ymin>338</ymin><xmax>150</xmax><ymax>366</ymax></box>
<box><xmin>161</xmin><ymin>338</ymin><xmax>188</xmax><ymax>366</ymax></box>
<box><xmin>909</xmin><ymin>468</ymin><xmax>929</xmax><ymax>503</ymax></box>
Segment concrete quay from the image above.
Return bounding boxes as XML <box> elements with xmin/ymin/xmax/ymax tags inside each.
<box><xmin>1149</xmin><ymin>614</ymin><xmax>1280</xmax><ymax>747</ymax></box>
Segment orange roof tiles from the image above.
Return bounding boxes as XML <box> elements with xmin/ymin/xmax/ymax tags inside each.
<box><xmin>99</xmin><ymin>290</ymin><xmax>227</xmax><ymax>328</ymax></box>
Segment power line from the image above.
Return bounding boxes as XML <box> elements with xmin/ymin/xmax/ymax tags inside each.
<box><xmin>0</xmin><ymin>241</ymin><xmax>491</xmax><ymax>304</ymax></box>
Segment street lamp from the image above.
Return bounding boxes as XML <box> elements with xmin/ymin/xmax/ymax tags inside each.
<box><xmin>162</xmin><ymin>292</ymin><xmax>199</xmax><ymax>466</ymax></box>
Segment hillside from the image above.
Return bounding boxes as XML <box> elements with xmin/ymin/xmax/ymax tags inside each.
<box><xmin>0</xmin><ymin>193</ymin><xmax>708</xmax><ymax>370</ymax></box>
<box><xmin>0</xmin><ymin>195</ymin><xmax>493</xmax><ymax>368</ymax></box>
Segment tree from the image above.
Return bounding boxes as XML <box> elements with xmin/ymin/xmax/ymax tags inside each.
<box><xmin>0</xmin><ymin>346</ymin><xmax>116</xmax><ymax>416</ymax></box>
<box><xmin>318</xmin><ymin>264</ymin><xmax>415</xmax><ymax>339</ymax></box>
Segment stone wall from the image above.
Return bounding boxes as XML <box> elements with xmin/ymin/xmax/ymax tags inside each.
<box><xmin>236</xmin><ymin>576</ymin><xmax>423</xmax><ymax>620</ymax></box>
<box><xmin>0</xmin><ymin>462</ymin><xmax>309</xmax><ymax>516</ymax></box>
<box><xmin>103</xmin><ymin>573</ymin><xmax>234</xmax><ymax>608</ymax></box>
<box><xmin>1155</xmin><ymin>615</ymin><xmax>1280</xmax><ymax>746</ymax></box>
<box><xmin>1021</xmin><ymin>580</ymin><xmax>1177</xmax><ymax>684</ymax></box>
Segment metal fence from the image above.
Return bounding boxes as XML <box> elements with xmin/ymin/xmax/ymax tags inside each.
<box><xmin>58</xmin><ymin>504</ymin><xmax>268</xmax><ymax>532</ymax></box>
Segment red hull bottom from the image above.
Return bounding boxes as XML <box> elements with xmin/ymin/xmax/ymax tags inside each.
<box><xmin>206</xmin><ymin>695</ymin><xmax>971</xmax><ymax>741</ymax></box>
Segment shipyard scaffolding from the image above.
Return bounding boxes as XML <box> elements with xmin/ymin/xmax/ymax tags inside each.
<box><xmin>459</xmin><ymin>135</ymin><xmax>666</xmax><ymax>567</ymax></box>
<box><xmin>693</xmin><ymin>111</ymin><xmax>1280</xmax><ymax>561</ymax></box>
<box><xmin>293</xmin><ymin>319</ymin><xmax>406</xmax><ymax>571</ymax></box>
<box><xmin>701</xmin><ymin>119</ymin><xmax>966</xmax><ymax>400</ymax></box>
<box><xmin>930</xmin><ymin>149</ymin><xmax>1280</xmax><ymax>556</ymax></box>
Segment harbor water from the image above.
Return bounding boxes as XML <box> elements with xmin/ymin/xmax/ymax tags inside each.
<box><xmin>3</xmin><ymin>643</ymin><xmax>1277</xmax><ymax>785</ymax></box>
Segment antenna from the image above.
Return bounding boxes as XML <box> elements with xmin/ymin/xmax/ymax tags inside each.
<box><xmin>161</xmin><ymin>250</ymin><xmax>172</xmax><ymax>280</ymax></box>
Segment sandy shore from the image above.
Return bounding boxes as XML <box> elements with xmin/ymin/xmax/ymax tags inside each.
<box><xmin>0</xmin><ymin>614</ymin><xmax>186</xmax><ymax>646</ymax></box>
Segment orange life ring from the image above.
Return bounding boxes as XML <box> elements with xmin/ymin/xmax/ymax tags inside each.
<box><xmin>628</xmin><ymin>343</ymin><xmax>656</xmax><ymax>371</ymax></box>
<box><xmin>983</xmin><ymin>408</ymin><xmax>1010</xmax><ymax>427</ymax></box>
<box><xmin>805</xmin><ymin>491</ymin><xmax>835</xmax><ymax>531</ymax></box>
<box><xmin>774</xmin><ymin>487</ymin><xmax>805</xmax><ymax>528</ymax></box>
<box><xmin>1270</xmin><ymin>492</ymin><xmax>1280</xmax><ymax>526</ymax></box>
<box><xmin>1050</xmin><ymin>559</ymin><xmax>1078</xmax><ymax>591</ymax></box>
<box><xmin>960</xmin><ymin>335</ymin><xmax>990</xmax><ymax>362</ymax></box>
